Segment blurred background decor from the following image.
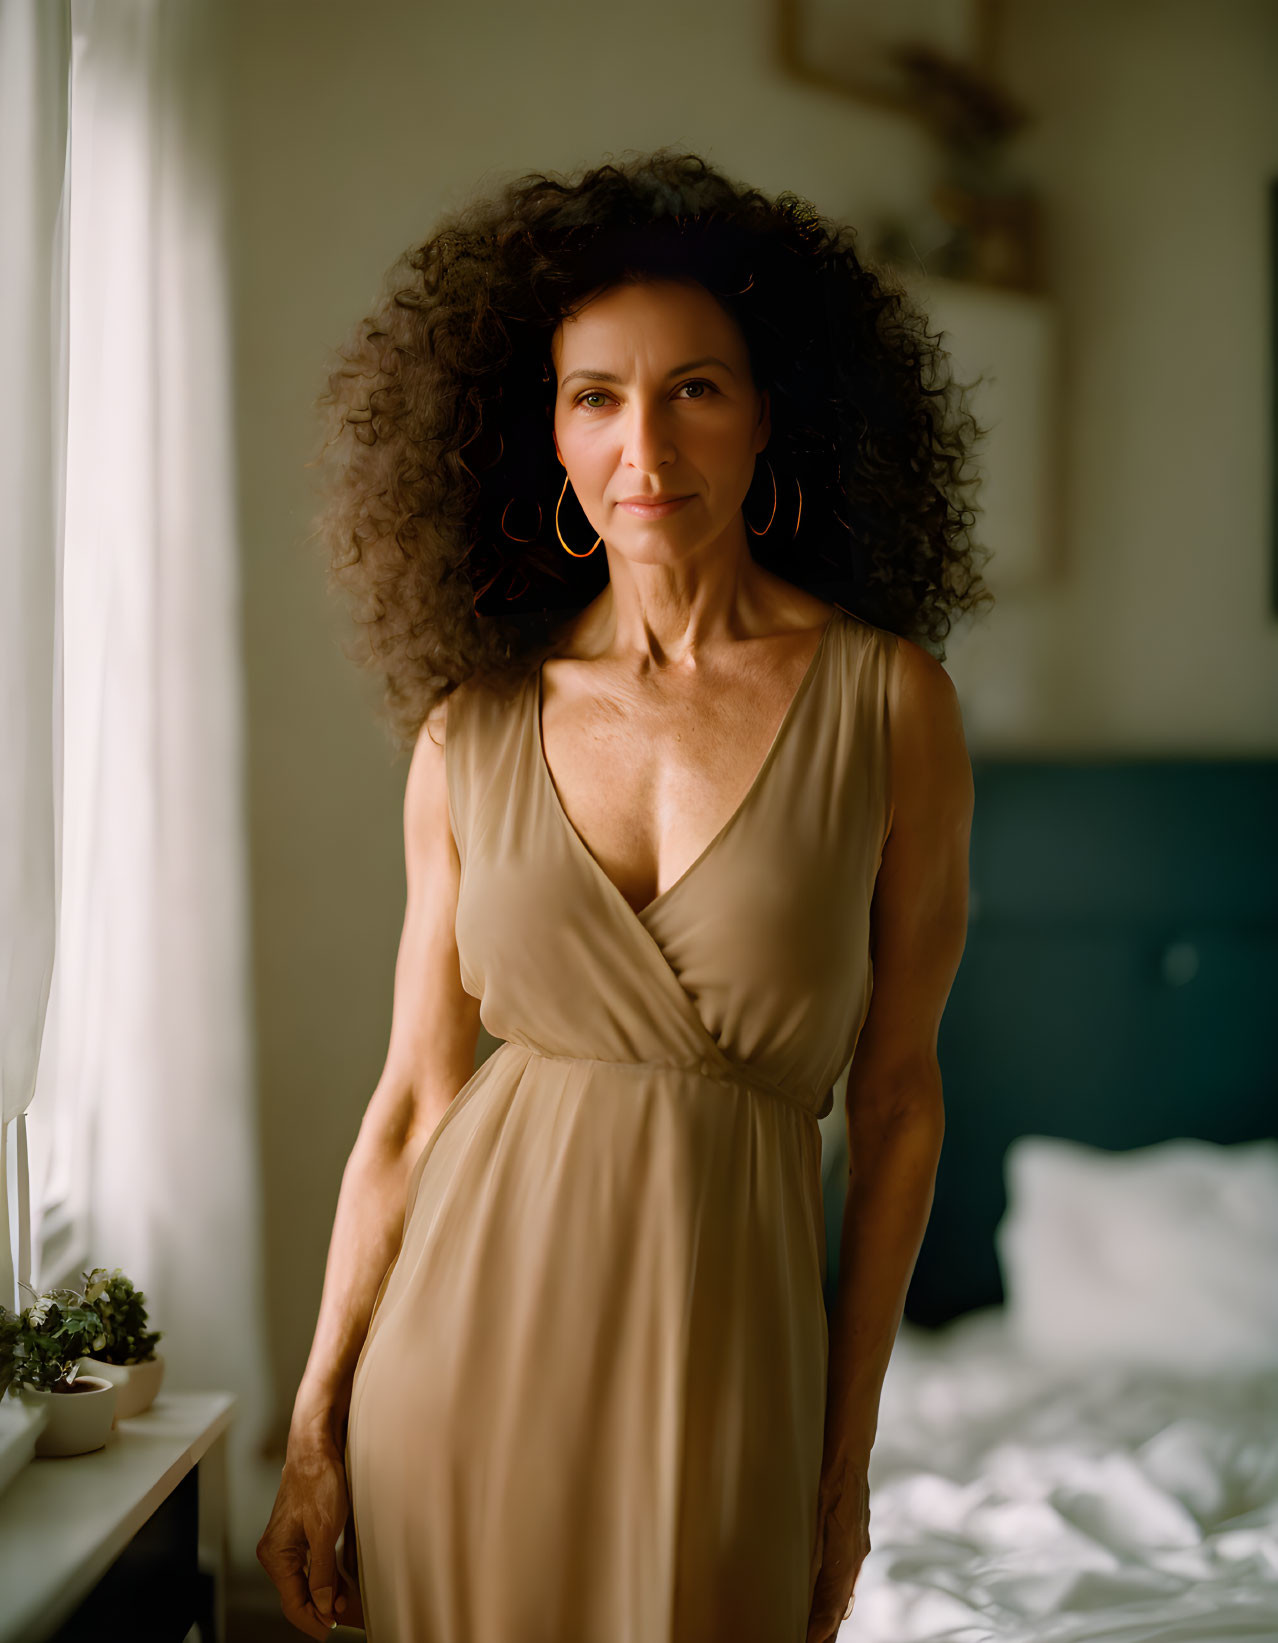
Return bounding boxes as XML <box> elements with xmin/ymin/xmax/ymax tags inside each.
<box><xmin>1271</xmin><ymin>175</ymin><xmax>1278</xmax><ymax>616</ymax></box>
<box><xmin>776</xmin><ymin>0</ymin><xmax>1043</xmax><ymax>291</ymax></box>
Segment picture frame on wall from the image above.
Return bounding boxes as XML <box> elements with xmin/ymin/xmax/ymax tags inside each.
<box><xmin>774</xmin><ymin>0</ymin><xmax>1002</xmax><ymax>118</ymax></box>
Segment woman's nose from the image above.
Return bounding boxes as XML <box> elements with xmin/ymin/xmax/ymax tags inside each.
<box><xmin>620</xmin><ymin>403</ymin><xmax>679</xmax><ymax>470</ymax></box>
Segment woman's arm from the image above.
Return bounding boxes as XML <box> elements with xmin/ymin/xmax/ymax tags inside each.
<box><xmin>823</xmin><ymin>633</ymin><xmax>971</xmax><ymax>1474</ymax></box>
<box><xmin>807</xmin><ymin>635</ymin><xmax>972</xmax><ymax>1641</ymax></box>
<box><xmin>259</xmin><ymin>693</ymin><xmax>482</xmax><ymax>1636</ymax></box>
<box><xmin>289</xmin><ymin>692</ymin><xmax>482</xmax><ymax>1451</ymax></box>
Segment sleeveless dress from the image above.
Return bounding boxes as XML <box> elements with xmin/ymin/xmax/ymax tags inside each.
<box><xmin>344</xmin><ymin>607</ymin><xmax>895</xmax><ymax>1643</ymax></box>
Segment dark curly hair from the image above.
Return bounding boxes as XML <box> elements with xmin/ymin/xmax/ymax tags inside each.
<box><xmin>306</xmin><ymin>147</ymin><xmax>994</xmax><ymax>755</ymax></box>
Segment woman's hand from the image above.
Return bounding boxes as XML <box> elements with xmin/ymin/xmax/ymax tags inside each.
<box><xmin>806</xmin><ymin>1463</ymin><xmax>871</xmax><ymax>1643</ymax></box>
<box><xmin>257</xmin><ymin>1428</ymin><xmax>362</xmax><ymax>1638</ymax></box>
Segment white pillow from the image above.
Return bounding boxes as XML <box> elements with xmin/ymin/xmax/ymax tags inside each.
<box><xmin>994</xmin><ymin>1134</ymin><xmax>1278</xmax><ymax>1373</ymax></box>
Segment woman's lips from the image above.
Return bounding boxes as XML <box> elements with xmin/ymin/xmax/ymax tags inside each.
<box><xmin>617</xmin><ymin>495</ymin><xmax>694</xmax><ymax>519</ymax></box>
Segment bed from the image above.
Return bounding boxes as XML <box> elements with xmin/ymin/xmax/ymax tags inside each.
<box><xmin>850</xmin><ymin>1295</ymin><xmax>1278</xmax><ymax>1641</ymax></box>
<box><xmin>816</xmin><ymin>756</ymin><xmax>1278</xmax><ymax>1641</ymax></box>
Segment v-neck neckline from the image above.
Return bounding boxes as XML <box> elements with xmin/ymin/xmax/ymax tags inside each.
<box><xmin>532</xmin><ymin>609</ymin><xmax>842</xmax><ymax>924</ymax></box>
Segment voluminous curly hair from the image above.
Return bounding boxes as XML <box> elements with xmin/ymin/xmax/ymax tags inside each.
<box><xmin>307</xmin><ymin>147</ymin><xmax>994</xmax><ymax>755</ymax></box>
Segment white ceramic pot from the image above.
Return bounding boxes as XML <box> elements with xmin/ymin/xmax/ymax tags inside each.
<box><xmin>74</xmin><ymin>1352</ymin><xmax>165</xmax><ymax>1422</ymax></box>
<box><xmin>20</xmin><ymin>1375</ymin><xmax>118</xmax><ymax>1457</ymax></box>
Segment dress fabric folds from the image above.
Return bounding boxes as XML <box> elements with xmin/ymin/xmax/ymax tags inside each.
<box><xmin>345</xmin><ymin>608</ymin><xmax>896</xmax><ymax>1643</ymax></box>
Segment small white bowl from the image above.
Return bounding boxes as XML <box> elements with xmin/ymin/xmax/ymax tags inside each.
<box><xmin>20</xmin><ymin>1375</ymin><xmax>119</xmax><ymax>1457</ymax></box>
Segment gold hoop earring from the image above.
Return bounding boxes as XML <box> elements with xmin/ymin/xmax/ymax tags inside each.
<box><xmin>744</xmin><ymin>457</ymin><xmax>777</xmax><ymax>536</ymax></box>
<box><xmin>556</xmin><ymin>473</ymin><xmax>602</xmax><ymax>557</ymax></box>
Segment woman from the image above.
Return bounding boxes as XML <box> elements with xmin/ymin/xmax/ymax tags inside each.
<box><xmin>258</xmin><ymin>148</ymin><xmax>988</xmax><ymax>1643</ymax></box>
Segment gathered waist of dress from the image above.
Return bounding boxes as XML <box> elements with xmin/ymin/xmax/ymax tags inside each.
<box><xmin>499</xmin><ymin>1039</ymin><xmax>821</xmax><ymax>1122</ymax></box>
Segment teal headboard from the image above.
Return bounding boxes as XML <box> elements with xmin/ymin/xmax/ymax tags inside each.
<box><xmin>821</xmin><ymin>757</ymin><xmax>1278</xmax><ymax>1327</ymax></box>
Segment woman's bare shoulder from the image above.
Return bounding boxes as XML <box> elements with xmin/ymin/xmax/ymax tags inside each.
<box><xmin>883</xmin><ymin>633</ymin><xmax>971</xmax><ymax>828</ymax></box>
<box><xmin>887</xmin><ymin>631</ymin><xmax>958</xmax><ymax>710</ymax></box>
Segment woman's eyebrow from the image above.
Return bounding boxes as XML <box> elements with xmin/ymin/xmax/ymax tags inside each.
<box><xmin>560</xmin><ymin>355</ymin><xmax>735</xmax><ymax>387</ymax></box>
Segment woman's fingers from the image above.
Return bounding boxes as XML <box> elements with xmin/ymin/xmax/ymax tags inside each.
<box><xmin>258</xmin><ymin>1529</ymin><xmax>334</xmax><ymax>1639</ymax></box>
<box><xmin>258</xmin><ymin>1437</ymin><xmax>351</xmax><ymax>1640</ymax></box>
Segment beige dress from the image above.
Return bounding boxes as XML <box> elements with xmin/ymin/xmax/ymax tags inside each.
<box><xmin>345</xmin><ymin>607</ymin><xmax>895</xmax><ymax>1643</ymax></box>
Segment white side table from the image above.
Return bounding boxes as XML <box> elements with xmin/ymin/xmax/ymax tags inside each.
<box><xmin>0</xmin><ymin>1390</ymin><xmax>235</xmax><ymax>1643</ymax></box>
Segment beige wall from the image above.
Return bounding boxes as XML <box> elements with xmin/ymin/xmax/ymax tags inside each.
<box><xmin>965</xmin><ymin>0</ymin><xmax>1278</xmax><ymax>750</ymax></box>
<box><xmin>220</xmin><ymin>0</ymin><xmax>1278</xmax><ymax>1438</ymax></box>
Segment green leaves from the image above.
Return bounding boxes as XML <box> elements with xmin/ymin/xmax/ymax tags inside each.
<box><xmin>76</xmin><ymin>1266</ymin><xmax>163</xmax><ymax>1368</ymax></box>
<box><xmin>0</xmin><ymin>1265</ymin><xmax>163</xmax><ymax>1396</ymax></box>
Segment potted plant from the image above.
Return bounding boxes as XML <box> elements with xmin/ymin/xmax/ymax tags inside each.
<box><xmin>0</xmin><ymin>1306</ymin><xmax>52</xmax><ymax>1491</ymax></box>
<box><xmin>73</xmin><ymin>1267</ymin><xmax>166</xmax><ymax>1422</ymax></box>
<box><xmin>2</xmin><ymin>1285</ymin><xmax>118</xmax><ymax>1458</ymax></box>
<box><xmin>0</xmin><ymin>1304</ymin><xmax>18</xmax><ymax>1396</ymax></box>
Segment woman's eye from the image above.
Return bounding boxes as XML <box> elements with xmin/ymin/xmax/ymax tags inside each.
<box><xmin>574</xmin><ymin>380</ymin><xmax>716</xmax><ymax>410</ymax></box>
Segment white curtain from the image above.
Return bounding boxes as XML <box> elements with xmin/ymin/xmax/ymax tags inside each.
<box><xmin>0</xmin><ymin>0</ymin><xmax>69</xmax><ymax>1323</ymax></box>
<box><xmin>1</xmin><ymin>0</ymin><xmax>268</xmax><ymax>1522</ymax></box>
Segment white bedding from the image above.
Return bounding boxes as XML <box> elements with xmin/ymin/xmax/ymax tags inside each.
<box><xmin>844</xmin><ymin>1306</ymin><xmax>1278</xmax><ymax>1642</ymax></box>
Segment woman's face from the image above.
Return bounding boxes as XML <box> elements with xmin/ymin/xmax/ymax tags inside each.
<box><xmin>549</xmin><ymin>278</ymin><xmax>770</xmax><ymax>563</ymax></box>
